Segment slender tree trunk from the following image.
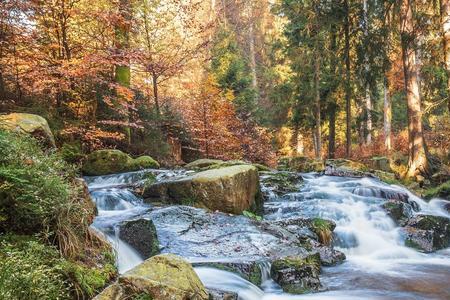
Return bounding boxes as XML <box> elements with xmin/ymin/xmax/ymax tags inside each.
<box><xmin>383</xmin><ymin>76</ymin><xmax>392</xmax><ymax>152</ymax></box>
<box><xmin>152</xmin><ymin>72</ymin><xmax>160</xmax><ymax>116</ymax></box>
<box><xmin>363</xmin><ymin>0</ymin><xmax>372</xmax><ymax>145</ymax></box>
<box><xmin>328</xmin><ymin>103</ymin><xmax>336</xmax><ymax>158</ymax></box>
<box><xmin>400</xmin><ymin>0</ymin><xmax>430</xmax><ymax>177</ymax></box>
<box><xmin>344</xmin><ymin>0</ymin><xmax>352</xmax><ymax>158</ymax></box>
<box><xmin>314</xmin><ymin>55</ymin><xmax>322</xmax><ymax>160</ymax></box>
<box><xmin>440</xmin><ymin>0</ymin><xmax>450</xmax><ymax>112</ymax></box>
<box><xmin>249</xmin><ymin>23</ymin><xmax>258</xmax><ymax>91</ymax></box>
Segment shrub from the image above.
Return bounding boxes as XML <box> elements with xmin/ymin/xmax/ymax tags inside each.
<box><xmin>0</xmin><ymin>235</ymin><xmax>70</xmax><ymax>300</ymax></box>
<box><xmin>0</xmin><ymin>131</ymin><xmax>118</xmax><ymax>298</ymax></box>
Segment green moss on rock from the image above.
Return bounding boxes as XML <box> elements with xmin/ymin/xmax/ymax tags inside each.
<box><xmin>424</xmin><ymin>180</ymin><xmax>450</xmax><ymax>200</ymax></box>
<box><xmin>119</xmin><ymin>254</ymin><xmax>209</xmax><ymax>300</ymax></box>
<box><xmin>82</xmin><ymin>150</ymin><xmax>159</xmax><ymax>176</ymax></box>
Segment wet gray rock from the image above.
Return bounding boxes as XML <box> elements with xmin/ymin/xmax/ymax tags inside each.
<box><xmin>352</xmin><ymin>186</ymin><xmax>410</xmax><ymax>202</ymax></box>
<box><xmin>403</xmin><ymin>215</ymin><xmax>450</xmax><ymax>252</ymax></box>
<box><xmin>314</xmin><ymin>244</ymin><xmax>346</xmax><ymax>266</ymax></box>
<box><xmin>118</xmin><ymin>218</ymin><xmax>160</xmax><ymax>258</ymax></box>
<box><xmin>208</xmin><ymin>289</ymin><xmax>238</xmax><ymax>300</ymax></box>
<box><xmin>259</xmin><ymin>171</ymin><xmax>303</xmax><ymax>197</ymax></box>
<box><xmin>193</xmin><ymin>260</ymin><xmax>263</xmax><ymax>286</ymax></box>
<box><xmin>382</xmin><ymin>200</ymin><xmax>414</xmax><ymax>226</ymax></box>
<box><xmin>148</xmin><ymin>206</ymin><xmax>310</xmax><ymax>260</ymax></box>
<box><xmin>270</xmin><ymin>254</ymin><xmax>322</xmax><ymax>294</ymax></box>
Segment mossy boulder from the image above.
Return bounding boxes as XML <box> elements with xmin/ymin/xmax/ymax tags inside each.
<box><xmin>260</xmin><ymin>171</ymin><xmax>303</xmax><ymax>196</ymax></box>
<box><xmin>184</xmin><ymin>159</ymin><xmax>224</xmax><ymax>170</ymax></box>
<box><xmin>82</xmin><ymin>150</ymin><xmax>159</xmax><ymax>176</ymax></box>
<box><xmin>0</xmin><ymin>113</ymin><xmax>55</xmax><ymax>148</ymax></box>
<box><xmin>270</xmin><ymin>254</ymin><xmax>322</xmax><ymax>294</ymax></box>
<box><xmin>366</xmin><ymin>157</ymin><xmax>392</xmax><ymax>172</ymax></box>
<box><xmin>382</xmin><ymin>200</ymin><xmax>414</xmax><ymax>226</ymax></box>
<box><xmin>118</xmin><ymin>219</ymin><xmax>159</xmax><ymax>259</ymax></box>
<box><xmin>119</xmin><ymin>254</ymin><xmax>209</xmax><ymax>300</ymax></box>
<box><xmin>143</xmin><ymin>165</ymin><xmax>262</xmax><ymax>214</ymax></box>
<box><xmin>278</xmin><ymin>156</ymin><xmax>324</xmax><ymax>173</ymax></box>
<box><xmin>424</xmin><ymin>180</ymin><xmax>450</xmax><ymax>200</ymax></box>
<box><xmin>325</xmin><ymin>159</ymin><xmax>371</xmax><ymax>177</ymax></box>
<box><xmin>403</xmin><ymin>215</ymin><xmax>450</xmax><ymax>252</ymax></box>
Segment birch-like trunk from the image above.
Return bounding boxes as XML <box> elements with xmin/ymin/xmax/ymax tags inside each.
<box><xmin>383</xmin><ymin>77</ymin><xmax>392</xmax><ymax>151</ymax></box>
<box><xmin>400</xmin><ymin>0</ymin><xmax>430</xmax><ymax>177</ymax></box>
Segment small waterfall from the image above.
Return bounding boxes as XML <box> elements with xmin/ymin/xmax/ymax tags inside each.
<box><xmin>195</xmin><ymin>267</ymin><xmax>265</xmax><ymax>300</ymax></box>
<box><xmin>110</xmin><ymin>228</ymin><xmax>143</xmax><ymax>273</ymax></box>
<box><xmin>86</xmin><ymin>169</ymin><xmax>450</xmax><ymax>299</ymax></box>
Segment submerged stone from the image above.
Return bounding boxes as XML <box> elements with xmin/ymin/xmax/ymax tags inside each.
<box><xmin>403</xmin><ymin>215</ymin><xmax>450</xmax><ymax>252</ymax></box>
<box><xmin>260</xmin><ymin>171</ymin><xmax>303</xmax><ymax>196</ymax></box>
<box><xmin>118</xmin><ymin>218</ymin><xmax>159</xmax><ymax>259</ymax></box>
<box><xmin>270</xmin><ymin>254</ymin><xmax>322</xmax><ymax>294</ymax></box>
<box><xmin>192</xmin><ymin>260</ymin><xmax>263</xmax><ymax>286</ymax></box>
<box><xmin>382</xmin><ymin>200</ymin><xmax>414</xmax><ymax>226</ymax></box>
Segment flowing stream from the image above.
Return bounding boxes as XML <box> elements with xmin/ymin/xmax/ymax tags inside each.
<box><xmin>85</xmin><ymin>170</ymin><xmax>450</xmax><ymax>300</ymax></box>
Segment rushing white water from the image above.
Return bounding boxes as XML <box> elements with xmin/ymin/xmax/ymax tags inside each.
<box><xmin>87</xmin><ymin>170</ymin><xmax>450</xmax><ymax>300</ymax></box>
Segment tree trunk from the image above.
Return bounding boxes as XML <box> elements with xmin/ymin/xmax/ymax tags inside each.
<box><xmin>441</xmin><ymin>0</ymin><xmax>450</xmax><ymax>112</ymax></box>
<box><xmin>152</xmin><ymin>72</ymin><xmax>161</xmax><ymax>116</ymax></box>
<box><xmin>383</xmin><ymin>76</ymin><xmax>392</xmax><ymax>152</ymax></box>
<box><xmin>344</xmin><ymin>0</ymin><xmax>352</xmax><ymax>158</ymax></box>
<box><xmin>115</xmin><ymin>0</ymin><xmax>132</xmax><ymax>144</ymax></box>
<box><xmin>400</xmin><ymin>0</ymin><xmax>430</xmax><ymax>177</ymax></box>
<box><xmin>328</xmin><ymin>103</ymin><xmax>336</xmax><ymax>159</ymax></box>
<box><xmin>314</xmin><ymin>55</ymin><xmax>322</xmax><ymax>160</ymax></box>
<box><xmin>363</xmin><ymin>0</ymin><xmax>372</xmax><ymax>145</ymax></box>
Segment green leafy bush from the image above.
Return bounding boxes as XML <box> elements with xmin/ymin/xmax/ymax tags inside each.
<box><xmin>0</xmin><ymin>131</ymin><xmax>117</xmax><ymax>299</ymax></box>
<box><xmin>0</xmin><ymin>236</ymin><xmax>70</xmax><ymax>300</ymax></box>
<box><xmin>0</xmin><ymin>130</ymin><xmax>75</xmax><ymax>234</ymax></box>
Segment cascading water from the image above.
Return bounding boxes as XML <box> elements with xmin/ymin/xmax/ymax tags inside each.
<box><xmin>86</xmin><ymin>170</ymin><xmax>450</xmax><ymax>299</ymax></box>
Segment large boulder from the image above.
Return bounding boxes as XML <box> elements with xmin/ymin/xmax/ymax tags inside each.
<box><xmin>278</xmin><ymin>156</ymin><xmax>324</xmax><ymax>173</ymax></box>
<box><xmin>0</xmin><ymin>113</ymin><xmax>55</xmax><ymax>148</ymax></box>
<box><xmin>118</xmin><ymin>218</ymin><xmax>159</xmax><ymax>259</ymax></box>
<box><xmin>366</xmin><ymin>157</ymin><xmax>392</xmax><ymax>172</ymax></box>
<box><xmin>270</xmin><ymin>254</ymin><xmax>322</xmax><ymax>294</ymax></box>
<box><xmin>403</xmin><ymin>215</ymin><xmax>450</xmax><ymax>252</ymax></box>
<box><xmin>143</xmin><ymin>165</ymin><xmax>262</xmax><ymax>214</ymax></box>
<box><xmin>119</xmin><ymin>254</ymin><xmax>209</xmax><ymax>300</ymax></box>
<box><xmin>184</xmin><ymin>159</ymin><xmax>224</xmax><ymax>170</ymax></box>
<box><xmin>82</xmin><ymin>149</ymin><xmax>159</xmax><ymax>176</ymax></box>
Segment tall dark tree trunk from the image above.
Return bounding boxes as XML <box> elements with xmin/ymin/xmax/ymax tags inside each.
<box><xmin>440</xmin><ymin>0</ymin><xmax>450</xmax><ymax>112</ymax></box>
<box><xmin>344</xmin><ymin>0</ymin><xmax>352</xmax><ymax>158</ymax></box>
<box><xmin>314</xmin><ymin>55</ymin><xmax>322</xmax><ymax>160</ymax></box>
<box><xmin>400</xmin><ymin>0</ymin><xmax>430</xmax><ymax>178</ymax></box>
<box><xmin>328</xmin><ymin>103</ymin><xmax>336</xmax><ymax>158</ymax></box>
